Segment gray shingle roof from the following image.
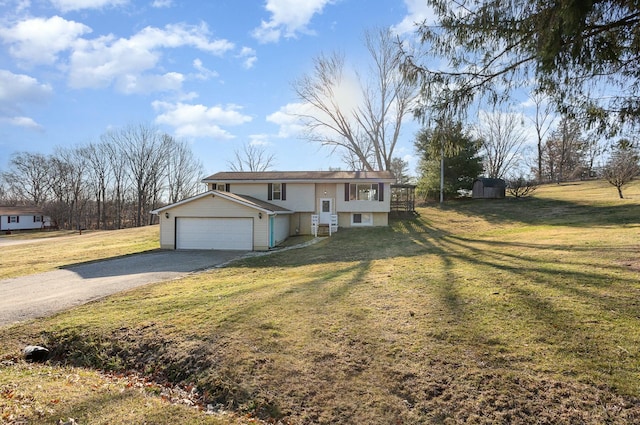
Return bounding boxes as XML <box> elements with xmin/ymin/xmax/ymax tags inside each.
<box><xmin>217</xmin><ymin>191</ymin><xmax>292</xmax><ymax>213</ymax></box>
<box><xmin>0</xmin><ymin>206</ymin><xmax>45</xmax><ymax>216</ymax></box>
<box><xmin>203</xmin><ymin>170</ymin><xmax>395</xmax><ymax>182</ymax></box>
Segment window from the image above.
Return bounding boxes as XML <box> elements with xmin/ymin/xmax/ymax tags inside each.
<box><xmin>349</xmin><ymin>184</ymin><xmax>378</xmax><ymax>201</ymax></box>
<box><xmin>267</xmin><ymin>183</ymin><xmax>286</xmax><ymax>201</ymax></box>
<box><xmin>272</xmin><ymin>183</ymin><xmax>282</xmax><ymax>200</ymax></box>
<box><xmin>352</xmin><ymin>213</ymin><xmax>373</xmax><ymax>226</ymax></box>
<box><xmin>34</xmin><ymin>216</ymin><xmax>42</xmax><ymax>222</ymax></box>
<box><xmin>9</xmin><ymin>216</ymin><xmax>17</xmax><ymax>223</ymax></box>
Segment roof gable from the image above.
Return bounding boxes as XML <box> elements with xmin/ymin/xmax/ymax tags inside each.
<box><xmin>151</xmin><ymin>191</ymin><xmax>292</xmax><ymax>215</ymax></box>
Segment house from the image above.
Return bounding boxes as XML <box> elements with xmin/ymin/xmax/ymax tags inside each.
<box><xmin>0</xmin><ymin>206</ymin><xmax>51</xmax><ymax>232</ymax></box>
<box><xmin>152</xmin><ymin>170</ymin><xmax>395</xmax><ymax>251</ymax></box>
<box><xmin>472</xmin><ymin>178</ymin><xmax>507</xmax><ymax>199</ymax></box>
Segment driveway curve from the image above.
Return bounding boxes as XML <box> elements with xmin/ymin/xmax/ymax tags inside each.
<box><xmin>0</xmin><ymin>250</ymin><xmax>247</xmax><ymax>327</ymax></box>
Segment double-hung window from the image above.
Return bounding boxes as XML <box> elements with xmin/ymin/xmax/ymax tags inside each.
<box><xmin>267</xmin><ymin>183</ymin><xmax>286</xmax><ymax>201</ymax></box>
<box><xmin>272</xmin><ymin>183</ymin><xmax>282</xmax><ymax>200</ymax></box>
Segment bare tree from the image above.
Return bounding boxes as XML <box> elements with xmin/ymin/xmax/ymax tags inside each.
<box><xmin>528</xmin><ymin>92</ymin><xmax>555</xmax><ymax>182</ymax></box>
<box><xmin>602</xmin><ymin>139</ymin><xmax>640</xmax><ymax>199</ymax></box>
<box><xmin>110</xmin><ymin>124</ymin><xmax>171</xmax><ymax>227</ymax></box>
<box><xmin>228</xmin><ymin>142</ymin><xmax>275</xmax><ymax>172</ymax></box>
<box><xmin>48</xmin><ymin>146</ymin><xmax>91</xmax><ymax>230</ymax></box>
<box><xmin>165</xmin><ymin>136</ymin><xmax>205</xmax><ymax>203</ymax></box>
<box><xmin>476</xmin><ymin>110</ymin><xmax>528</xmax><ymax>179</ymax></box>
<box><xmin>293</xmin><ymin>27</ymin><xmax>415</xmax><ymax>171</ymax></box>
<box><xmin>506</xmin><ymin>175</ymin><xmax>538</xmax><ymax>198</ymax></box>
<box><xmin>1</xmin><ymin>152</ymin><xmax>52</xmax><ymax>206</ymax></box>
<box><xmin>542</xmin><ymin>118</ymin><xmax>585</xmax><ymax>182</ymax></box>
<box><xmin>101</xmin><ymin>132</ymin><xmax>131</xmax><ymax>229</ymax></box>
<box><xmin>82</xmin><ymin>142</ymin><xmax>112</xmax><ymax>229</ymax></box>
<box><xmin>581</xmin><ymin>131</ymin><xmax>607</xmax><ymax>179</ymax></box>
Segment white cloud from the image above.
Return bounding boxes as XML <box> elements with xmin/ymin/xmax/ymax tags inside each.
<box><xmin>50</xmin><ymin>0</ymin><xmax>128</xmax><ymax>12</ymax></box>
<box><xmin>192</xmin><ymin>58</ymin><xmax>218</xmax><ymax>80</ymax></box>
<box><xmin>392</xmin><ymin>0</ymin><xmax>435</xmax><ymax>35</ymax></box>
<box><xmin>266</xmin><ymin>102</ymin><xmax>309</xmax><ymax>138</ymax></box>
<box><xmin>0</xmin><ymin>70</ymin><xmax>52</xmax><ymax>129</ymax></box>
<box><xmin>252</xmin><ymin>0</ymin><xmax>333</xmax><ymax>43</ymax></box>
<box><xmin>0</xmin><ymin>70</ymin><xmax>53</xmax><ymax>103</ymax></box>
<box><xmin>116</xmin><ymin>72</ymin><xmax>184</xmax><ymax>94</ymax></box>
<box><xmin>0</xmin><ymin>16</ymin><xmax>91</xmax><ymax>65</ymax></box>
<box><xmin>238</xmin><ymin>47</ymin><xmax>257</xmax><ymax>69</ymax></box>
<box><xmin>151</xmin><ymin>0</ymin><xmax>173</xmax><ymax>7</ymax></box>
<box><xmin>152</xmin><ymin>101</ymin><xmax>252</xmax><ymax>139</ymax></box>
<box><xmin>0</xmin><ymin>116</ymin><xmax>43</xmax><ymax>130</ymax></box>
<box><xmin>249</xmin><ymin>134</ymin><xmax>270</xmax><ymax>146</ymax></box>
<box><xmin>68</xmin><ymin>23</ymin><xmax>234</xmax><ymax>92</ymax></box>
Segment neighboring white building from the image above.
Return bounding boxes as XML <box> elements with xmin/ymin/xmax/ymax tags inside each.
<box><xmin>152</xmin><ymin>170</ymin><xmax>396</xmax><ymax>251</ymax></box>
<box><xmin>0</xmin><ymin>206</ymin><xmax>51</xmax><ymax>232</ymax></box>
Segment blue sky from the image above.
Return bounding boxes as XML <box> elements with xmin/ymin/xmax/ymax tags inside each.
<box><xmin>0</xmin><ymin>0</ymin><xmax>436</xmax><ymax>176</ymax></box>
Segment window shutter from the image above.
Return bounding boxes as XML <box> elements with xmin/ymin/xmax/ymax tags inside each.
<box><xmin>379</xmin><ymin>183</ymin><xmax>384</xmax><ymax>202</ymax></box>
<box><xmin>268</xmin><ymin>183</ymin><xmax>273</xmax><ymax>200</ymax></box>
<box><xmin>225</xmin><ymin>183</ymin><xmax>230</xmax><ymax>192</ymax></box>
<box><xmin>344</xmin><ymin>183</ymin><xmax>350</xmax><ymax>201</ymax></box>
<box><xmin>282</xmin><ymin>183</ymin><xmax>286</xmax><ymax>201</ymax></box>
<box><xmin>34</xmin><ymin>216</ymin><xmax>36</xmax><ymax>222</ymax></box>
<box><xmin>16</xmin><ymin>216</ymin><xmax>19</xmax><ymax>223</ymax></box>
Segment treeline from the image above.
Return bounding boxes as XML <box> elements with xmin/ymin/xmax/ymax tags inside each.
<box><xmin>0</xmin><ymin>124</ymin><xmax>204</xmax><ymax>230</ymax></box>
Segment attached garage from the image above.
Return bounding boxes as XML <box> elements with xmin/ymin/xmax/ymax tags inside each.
<box><xmin>152</xmin><ymin>190</ymin><xmax>293</xmax><ymax>251</ymax></box>
<box><xmin>176</xmin><ymin>217</ymin><xmax>252</xmax><ymax>250</ymax></box>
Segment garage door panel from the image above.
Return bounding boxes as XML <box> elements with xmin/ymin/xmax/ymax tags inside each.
<box><xmin>177</xmin><ymin>217</ymin><xmax>252</xmax><ymax>250</ymax></box>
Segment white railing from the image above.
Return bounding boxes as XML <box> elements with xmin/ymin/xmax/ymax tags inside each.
<box><xmin>311</xmin><ymin>214</ymin><xmax>338</xmax><ymax>237</ymax></box>
<box><xmin>311</xmin><ymin>214</ymin><xmax>319</xmax><ymax>237</ymax></box>
<box><xmin>329</xmin><ymin>214</ymin><xmax>338</xmax><ymax>236</ymax></box>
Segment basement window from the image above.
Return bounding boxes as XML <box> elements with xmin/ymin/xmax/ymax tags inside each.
<box><xmin>351</xmin><ymin>213</ymin><xmax>373</xmax><ymax>226</ymax></box>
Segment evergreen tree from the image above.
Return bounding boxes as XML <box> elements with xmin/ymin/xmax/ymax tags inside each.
<box><xmin>415</xmin><ymin>123</ymin><xmax>484</xmax><ymax>201</ymax></box>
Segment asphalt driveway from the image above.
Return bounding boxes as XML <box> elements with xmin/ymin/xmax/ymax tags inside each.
<box><xmin>0</xmin><ymin>250</ymin><xmax>247</xmax><ymax>327</ymax></box>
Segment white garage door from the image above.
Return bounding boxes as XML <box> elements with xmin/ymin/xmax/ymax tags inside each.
<box><xmin>176</xmin><ymin>217</ymin><xmax>252</xmax><ymax>250</ymax></box>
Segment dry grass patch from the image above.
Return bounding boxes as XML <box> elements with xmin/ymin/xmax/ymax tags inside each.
<box><xmin>0</xmin><ymin>226</ymin><xmax>159</xmax><ymax>279</ymax></box>
<box><xmin>1</xmin><ymin>180</ymin><xmax>639</xmax><ymax>423</ymax></box>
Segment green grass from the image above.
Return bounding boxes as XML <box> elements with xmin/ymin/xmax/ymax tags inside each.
<box><xmin>1</xmin><ymin>180</ymin><xmax>640</xmax><ymax>424</ymax></box>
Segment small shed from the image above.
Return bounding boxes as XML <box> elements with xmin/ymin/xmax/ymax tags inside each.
<box><xmin>472</xmin><ymin>178</ymin><xmax>506</xmax><ymax>199</ymax></box>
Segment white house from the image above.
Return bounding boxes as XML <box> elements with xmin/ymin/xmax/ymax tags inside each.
<box><xmin>0</xmin><ymin>206</ymin><xmax>51</xmax><ymax>232</ymax></box>
<box><xmin>152</xmin><ymin>170</ymin><xmax>396</xmax><ymax>251</ymax></box>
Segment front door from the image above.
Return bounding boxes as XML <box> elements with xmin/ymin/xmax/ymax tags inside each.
<box><xmin>319</xmin><ymin>198</ymin><xmax>332</xmax><ymax>224</ymax></box>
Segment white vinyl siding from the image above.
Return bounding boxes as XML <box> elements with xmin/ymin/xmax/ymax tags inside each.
<box><xmin>158</xmin><ymin>194</ymin><xmax>269</xmax><ymax>250</ymax></box>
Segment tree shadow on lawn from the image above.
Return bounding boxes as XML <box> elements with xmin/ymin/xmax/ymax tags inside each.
<box><xmin>439</xmin><ymin>196</ymin><xmax>640</xmax><ymax>227</ymax></box>
<box><xmin>232</xmin><ymin>212</ymin><xmax>640</xmax><ymax>392</ymax></box>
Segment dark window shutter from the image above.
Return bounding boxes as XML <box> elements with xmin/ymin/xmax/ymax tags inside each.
<box><xmin>282</xmin><ymin>183</ymin><xmax>286</xmax><ymax>201</ymax></box>
<box><xmin>34</xmin><ymin>216</ymin><xmax>36</xmax><ymax>222</ymax></box>
<box><xmin>344</xmin><ymin>183</ymin><xmax>350</xmax><ymax>201</ymax></box>
<box><xmin>379</xmin><ymin>183</ymin><xmax>384</xmax><ymax>202</ymax></box>
<box><xmin>268</xmin><ymin>183</ymin><xmax>273</xmax><ymax>200</ymax></box>
<box><xmin>16</xmin><ymin>216</ymin><xmax>19</xmax><ymax>223</ymax></box>
<box><xmin>225</xmin><ymin>183</ymin><xmax>230</xmax><ymax>192</ymax></box>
